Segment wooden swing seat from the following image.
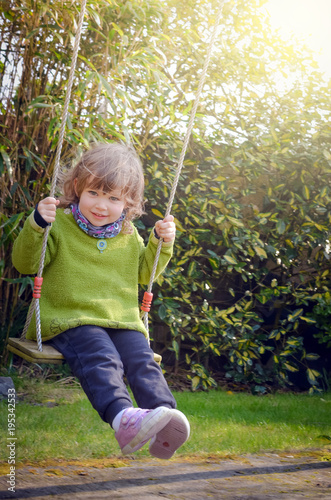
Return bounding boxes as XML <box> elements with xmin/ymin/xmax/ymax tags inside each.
<box><xmin>7</xmin><ymin>337</ymin><xmax>162</xmax><ymax>365</ymax></box>
<box><xmin>7</xmin><ymin>338</ymin><xmax>64</xmax><ymax>364</ymax></box>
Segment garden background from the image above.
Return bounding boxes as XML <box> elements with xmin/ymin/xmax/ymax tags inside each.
<box><xmin>1</xmin><ymin>0</ymin><xmax>331</xmax><ymax>394</ymax></box>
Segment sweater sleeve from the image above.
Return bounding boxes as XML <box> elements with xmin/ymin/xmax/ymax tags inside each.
<box><xmin>137</xmin><ymin>227</ymin><xmax>174</xmax><ymax>285</ymax></box>
<box><xmin>12</xmin><ymin>212</ymin><xmax>57</xmax><ymax>275</ymax></box>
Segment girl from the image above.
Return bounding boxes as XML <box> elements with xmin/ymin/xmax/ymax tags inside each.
<box><xmin>12</xmin><ymin>142</ymin><xmax>190</xmax><ymax>459</ymax></box>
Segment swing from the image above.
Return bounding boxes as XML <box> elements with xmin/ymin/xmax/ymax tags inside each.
<box><xmin>6</xmin><ymin>0</ymin><xmax>224</xmax><ymax>365</ymax></box>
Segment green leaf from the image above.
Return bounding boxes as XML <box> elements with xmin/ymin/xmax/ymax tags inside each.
<box><xmin>303</xmin><ymin>185</ymin><xmax>310</xmax><ymax>200</ymax></box>
<box><xmin>227</xmin><ymin>216</ymin><xmax>244</xmax><ymax>228</ymax></box>
<box><xmin>254</xmin><ymin>246</ymin><xmax>267</xmax><ymax>259</ymax></box>
<box><xmin>215</xmin><ymin>215</ymin><xmax>226</xmax><ymax>224</ymax></box>
<box><xmin>111</xmin><ymin>22</ymin><xmax>124</xmax><ymax>37</ymax></box>
<box><xmin>31</xmin><ymin>102</ymin><xmax>53</xmax><ymax>108</ymax></box>
<box><xmin>257</xmin><ymin>294</ymin><xmax>269</xmax><ymax>305</ymax></box>
<box><xmin>158</xmin><ymin>304</ymin><xmax>167</xmax><ymax>320</ymax></box>
<box><xmin>299</xmin><ymin>316</ymin><xmax>316</xmax><ymax>324</ymax></box>
<box><xmin>3</xmin><ymin>10</ymin><xmax>15</xmax><ymax>21</ymax></box>
<box><xmin>287</xmin><ymin>309</ymin><xmax>303</xmax><ymax>322</ymax></box>
<box><xmin>307</xmin><ymin>368</ymin><xmax>321</xmax><ymax>383</ymax></box>
<box><xmin>191</xmin><ymin>376</ymin><xmax>200</xmax><ymax>391</ymax></box>
<box><xmin>208</xmin><ymin>258</ymin><xmax>219</xmax><ymax>270</ymax></box>
<box><xmin>284</xmin><ymin>363</ymin><xmax>299</xmax><ymax>372</ymax></box>
<box><xmin>97</xmin><ymin>73</ymin><xmax>114</xmax><ymax>98</ymax></box>
<box><xmin>187</xmin><ymin>261</ymin><xmax>197</xmax><ymax>277</ymax></box>
<box><xmin>172</xmin><ymin>340</ymin><xmax>179</xmax><ymax>359</ymax></box>
<box><xmin>223</xmin><ymin>255</ymin><xmax>237</xmax><ymax>265</ymax></box>
<box><xmin>152</xmin><ymin>209</ymin><xmax>164</xmax><ymax>219</ymax></box>
<box><xmin>304</xmin><ymin>353</ymin><xmax>320</xmax><ymax>361</ymax></box>
<box><xmin>276</xmin><ymin>220</ymin><xmax>286</xmax><ymax>234</ymax></box>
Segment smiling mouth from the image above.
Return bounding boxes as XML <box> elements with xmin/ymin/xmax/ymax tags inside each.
<box><xmin>92</xmin><ymin>212</ymin><xmax>107</xmax><ymax>218</ymax></box>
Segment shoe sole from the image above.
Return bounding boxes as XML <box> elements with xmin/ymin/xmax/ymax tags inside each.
<box><xmin>121</xmin><ymin>407</ymin><xmax>172</xmax><ymax>455</ymax></box>
<box><xmin>149</xmin><ymin>409</ymin><xmax>190</xmax><ymax>459</ymax></box>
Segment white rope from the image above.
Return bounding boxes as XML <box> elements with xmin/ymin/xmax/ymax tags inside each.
<box><xmin>22</xmin><ymin>0</ymin><xmax>88</xmax><ymax>349</ymax></box>
<box><xmin>143</xmin><ymin>3</ymin><xmax>225</xmax><ymax>337</ymax></box>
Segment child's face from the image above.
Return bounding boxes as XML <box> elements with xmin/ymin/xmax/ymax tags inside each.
<box><xmin>78</xmin><ymin>185</ymin><xmax>126</xmax><ymax>226</ymax></box>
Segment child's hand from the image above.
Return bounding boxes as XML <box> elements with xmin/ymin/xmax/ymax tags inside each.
<box><xmin>155</xmin><ymin>215</ymin><xmax>176</xmax><ymax>243</ymax></box>
<box><xmin>38</xmin><ymin>197</ymin><xmax>59</xmax><ymax>224</ymax></box>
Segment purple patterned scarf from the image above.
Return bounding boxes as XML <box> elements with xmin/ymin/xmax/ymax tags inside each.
<box><xmin>71</xmin><ymin>203</ymin><xmax>125</xmax><ymax>239</ymax></box>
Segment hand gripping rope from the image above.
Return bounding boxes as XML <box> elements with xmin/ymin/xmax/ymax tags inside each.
<box><xmin>22</xmin><ymin>0</ymin><xmax>225</xmax><ymax>352</ymax></box>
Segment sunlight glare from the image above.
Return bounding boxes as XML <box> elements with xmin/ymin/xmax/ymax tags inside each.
<box><xmin>265</xmin><ymin>0</ymin><xmax>331</xmax><ymax>77</ymax></box>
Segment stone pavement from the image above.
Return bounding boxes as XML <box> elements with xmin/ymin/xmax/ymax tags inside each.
<box><xmin>0</xmin><ymin>454</ymin><xmax>330</xmax><ymax>499</ymax></box>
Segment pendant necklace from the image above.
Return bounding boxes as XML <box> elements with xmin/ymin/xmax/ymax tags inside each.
<box><xmin>96</xmin><ymin>240</ymin><xmax>107</xmax><ymax>254</ymax></box>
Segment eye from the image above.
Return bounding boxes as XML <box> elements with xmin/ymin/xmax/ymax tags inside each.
<box><xmin>88</xmin><ymin>190</ymin><xmax>98</xmax><ymax>196</ymax></box>
<box><xmin>110</xmin><ymin>196</ymin><xmax>120</xmax><ymax>202</ymax></box>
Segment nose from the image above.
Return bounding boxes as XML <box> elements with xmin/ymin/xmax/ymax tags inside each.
<box><xmin>95</xmin><ymin>198</ymin><xmax>108</xmax><ymax>211</ymax></box>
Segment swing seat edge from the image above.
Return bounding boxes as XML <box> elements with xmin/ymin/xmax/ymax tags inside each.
<box><xmin>7</xmin><ymin>338</ymin><xmax>162</xmax><ymax>365</ymax></box>
<box><xmin>7</xmin><ymin>338</ymin><xmax>65</xmax><ymax>364</ymax></box>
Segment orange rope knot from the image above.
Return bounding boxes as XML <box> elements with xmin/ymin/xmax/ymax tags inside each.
<box><xmin>33</xmin><ymin>277</ymin><xmax>43</xmax><ymax>299</ymax></box>
<box><xmin>141</xmin><ymin>292</ymin><xmax>153</xmax><ymax>312</ymax></box>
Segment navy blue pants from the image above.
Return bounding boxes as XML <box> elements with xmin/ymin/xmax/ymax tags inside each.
<box><xmin>47</xmin><ymin>326</ymin><xmax>176</xmax><ymax>426</ymax></box>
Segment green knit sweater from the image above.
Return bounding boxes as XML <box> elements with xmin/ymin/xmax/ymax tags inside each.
<box><xmin>12</xmin><ymin>209</ymin><xmax>173</xmax><ymax>340</ymax></box>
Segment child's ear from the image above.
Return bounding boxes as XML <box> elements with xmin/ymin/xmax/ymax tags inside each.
<box><xmin>73</xmin><ymin>178</ymin><xmax>79</xmax><ymax>197</ymax></box>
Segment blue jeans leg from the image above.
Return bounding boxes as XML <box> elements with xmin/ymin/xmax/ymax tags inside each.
<box><xmin>48</xmin><ymin>325</ymin><xmax>133</xmax><ymax>424</ymax></box>
<box><xmin>109</xmin><ymin>328</ymin><xmax>176</xmax><ymax>412</ymax></box>
<box><xmin>47</xmin><ymin>326</ymin><xmax>176</xmax><ymax>426</ymax></box>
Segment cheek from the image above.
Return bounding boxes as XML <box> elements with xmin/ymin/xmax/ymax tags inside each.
<box><xmin>117</xmin><ymin>204</ymin><xmax>125</xmax><ymax>216</ymax></box>
<box><xmin>117</xmin><ymin>201</ymin><xmax>126</xmax><ymax>213</ymax></box>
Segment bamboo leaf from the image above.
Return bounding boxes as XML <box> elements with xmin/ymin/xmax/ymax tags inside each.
<box><xmin>97</xmin><ymin>73</ymin><xmax>114</xmax><ymax>99</ymax></box>
<box><xmin>303</xmin><ymin>185</ymin><xmax>310</xmax><ymax>200</ymax></box>
<box><xmin>0</xmin><ymin>149</ymin><xmax>13</xmax><ymax>181</ymax></box>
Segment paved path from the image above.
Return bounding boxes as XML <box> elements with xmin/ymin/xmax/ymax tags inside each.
<box><xmin>0</xmin><ymin>454</ymin><xmax>331</xmax><ymax>499</ymax></box>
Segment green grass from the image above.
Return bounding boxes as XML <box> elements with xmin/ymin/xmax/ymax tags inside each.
<box><xmin>0</xmin><ymin>376</ymin><xmax>330</xmax><ymax>464</ymax></box>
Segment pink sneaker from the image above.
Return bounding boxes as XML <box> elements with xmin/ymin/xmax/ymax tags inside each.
<box><xmin>149</xmin><ymin>409</ymin><xmax>190</xmax><ymax>459</ymax></box>
<box><xmin>115</xmin><ymin>407</ymin><xmax>172</xmax><ymax>455</ymax></box>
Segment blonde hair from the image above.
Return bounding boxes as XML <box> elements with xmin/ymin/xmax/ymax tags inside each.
<box><xmin>59</xmin><ymin>142</ymin><xmax>145</xmax><ymax>233</ymax></box>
